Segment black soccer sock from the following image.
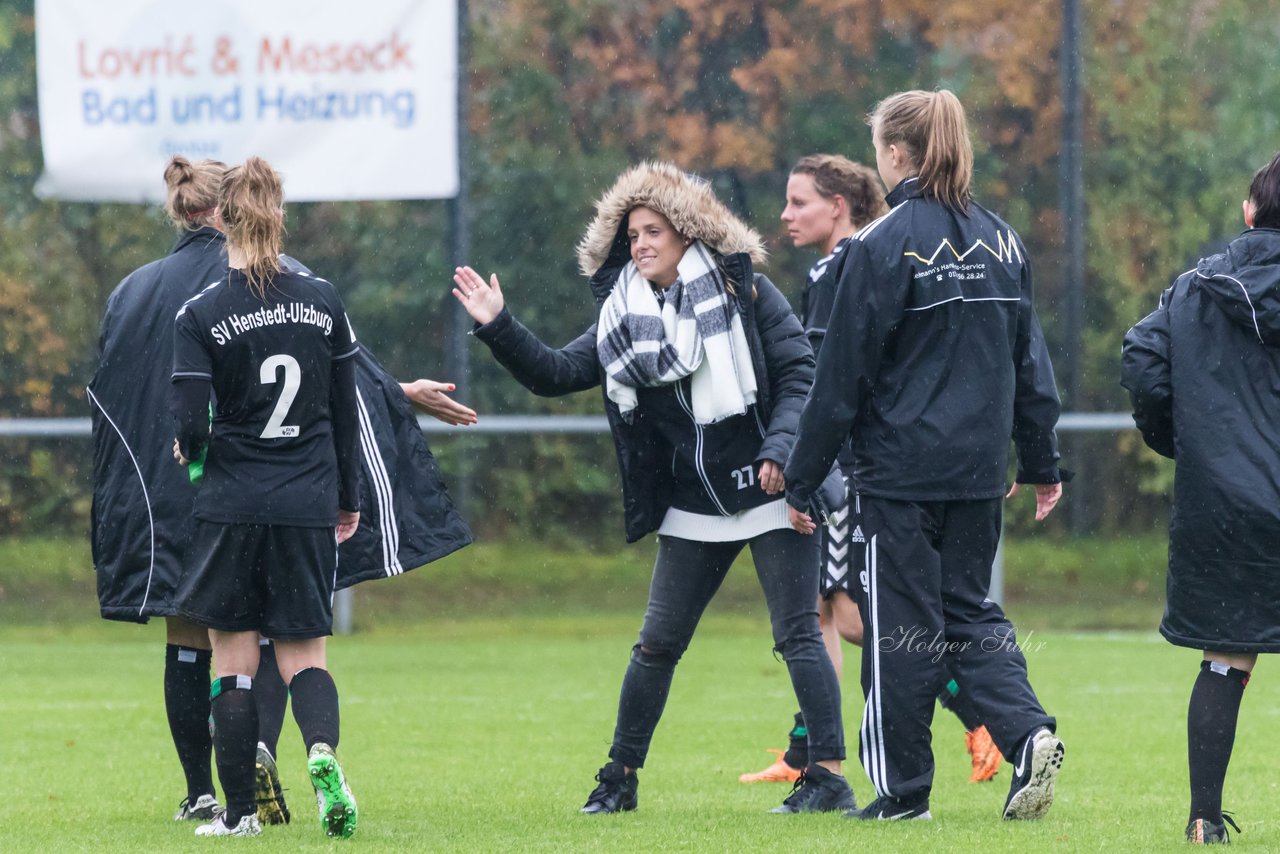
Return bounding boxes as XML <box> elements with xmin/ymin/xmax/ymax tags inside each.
<box><xmin>164</xmin><ymin>644</ymin><xmax>215</xmax><ymax>802</ymax></box>
<box><xmin>1188</xmin><ymin>661</ymin><xmax>1249</xmax><ymax>824</ymax></box>
<box><xmin>782</xmin><ymin>711</ymin><xmax>808</xmax><ymax>770</ymax></box>
<box><xmin>937</xmin><ymin>677</ymin><xmax>982</xmax><ymax>730</ymax></box>
<box><xmin>290</xmin><ymin>667</ymin><xmax>341</xmax><ymax>752</ymax></box>
<box><xmin>210</xmin><ymin>676</ymin><xmax>258</xmax><ymax>823</ymax></box>
<box><xmin>254</xmin><ymin>640</ymin><xmax>289</xmax><ymax>759</ymax></box>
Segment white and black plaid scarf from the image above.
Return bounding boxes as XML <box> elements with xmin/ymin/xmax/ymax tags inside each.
<box><xmin>597</xmin><ymin>240</ymin><xmax>757</xmax><ymax>424</ymax></box>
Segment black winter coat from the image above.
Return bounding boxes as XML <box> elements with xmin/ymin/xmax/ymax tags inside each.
<box><xmin>90</xmin><ymin>228</ymin><xmax>225</xmax><ymax>620</ymax></box>
<box><xmin>474</xmin><ymin>250</ymin><xmax>814</xmax><ymax>542</ymax></box>
<box><xmin>786</xmin><ymin>178</ymin><xmax>1065</xmax><ymax>509</ymax></box>
<box><xmin>90</xmin><ymin>231</ymin><xmax>470</xmax><ymax>621</ymax></box>
<box><xmin>1121</xmin><ymin>227</ymin><xmax>1280</xmax><ymax>652</ymax></box>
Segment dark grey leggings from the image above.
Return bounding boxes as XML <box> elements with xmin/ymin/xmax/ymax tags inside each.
<box><xmin>608</xmin><ymin>527</ymin><xmax>844</xmax><ymax>768</ymax></box>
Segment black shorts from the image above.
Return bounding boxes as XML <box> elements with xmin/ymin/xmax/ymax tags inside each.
<box><xmin>177</xmin><ymin>520</ymin><xmax>338</xmax><ymax>640</ymax></box>
<box><xmin>819</xmin><ymin>480</ymin><xmax>863</xmax><ymax>599</ymax></box>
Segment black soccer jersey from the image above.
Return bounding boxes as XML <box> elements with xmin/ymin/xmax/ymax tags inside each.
<box><xmin>799</xmin><ymin>237</ymin><xmax>851</xmax><ymax>357</ymax></box>
<box><xmin>173</xmin><ymin>268</ymin><xmax>360</xmax><ymax>527</ymax></box>
<box><xmin>800</xmin><ymin>237</ymin><xmax>856</xmax><ymax>473</ymax></box>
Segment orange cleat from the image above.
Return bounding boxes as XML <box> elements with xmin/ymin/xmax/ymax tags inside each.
<box><xmin>965</xmin><ymin>726</ymin><xmax>1002</xmax><ymax>783</ymax></box>
<box><xmin>739</xmin><ymin>749</ymin><xmax>803</xmax><ymax>784</ymax></box>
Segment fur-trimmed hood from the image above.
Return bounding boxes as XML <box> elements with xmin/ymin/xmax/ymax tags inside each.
<box><xmin>576</xmin><ymin>161</ymin><xmax>767</xmax><ymax>278</ymax></box>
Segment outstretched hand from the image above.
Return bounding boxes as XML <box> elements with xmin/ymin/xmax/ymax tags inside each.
<box><xmin>1006</xmin><ymin>481</ymin><xmax>1063</xmax><ymax>521</ymax></box>
<box><xmin>452</xmin><ymin>266</ymin><xmax>505</xmax><ymax>325</ymax></box>
<box><xmin>400</xmin><ymin>379</ymin><xmax>478</xmax><ymax>426</ymax></box>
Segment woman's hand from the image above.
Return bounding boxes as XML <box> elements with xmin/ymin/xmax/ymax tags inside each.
<box><xmin>173</xmin><ymin>438</ymin><xmax>188</xmax><ymax>465</ymax></box>
<box><xmin>400</xmin><ymin>379</ymin><xmax>478</xmax><ymax>426</ymax></box>
<box><xmin>1006</xmin><ymin>481</ymin><xmax>1063</xmax><ymax>521</ymax></box>
<box><xmin>787</xmin><ymin>504</ymin><xmax>816</xmax><ymax>535</ymax></box>
<box><xmin>759</xmin><ymin>459</ymin><xmax>785</xmax><ymax>495</ymax></box>
<box><xmin>452</xmin><ymin>266</ymin><xmax>505</xmax><ymax>325</ymax></box>
<box><xmin>336</xmin><ymin>509</ymin><xmax>360</xmax><ymax>544</ymax></box>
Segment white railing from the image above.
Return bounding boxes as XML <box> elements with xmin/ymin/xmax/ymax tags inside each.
<box><xmin>0</xmin><ymin>412</ymin><xmax>1136</xmax><ymax>437</ymax></box>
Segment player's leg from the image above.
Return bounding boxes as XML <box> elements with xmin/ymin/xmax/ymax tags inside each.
<box><xmin>176</xmin><ymin>520</ymin><xmax>265</xmax><ymax>836</ymax></box>
<box><xmin>936</xmin><ymin>675</ymin><xmax>1002</xmax><ymax>783</ymax></box>
<box><xmin>278</xmin><ymin>635</ymin><xmax>357</xmax><ymax>838</ymax></box>
<box><xmin>934</xmin><ymin>499</ymin><xmax>1060</xmax><ymax>820</ymax></box>
<box><xmin>846</xmin><ymin>497</ymin><xmax>943</xmax><ymax>821</ymax></box>
<box><xmin>164</xmin><ymin>616</ymin><xmax>219</xmax><ymax>820</ymax></box>
<box><xmin>750</xmin><ymin>527</ymin><xmax>854</xmax><ymax>814</ymax></box>
<box><xmin>828</xmin><ymin>590</ymin><xmax>863</xmax><ymax>647</ymax></box>
<box><xmin>254</xmin><ymin>638</ymin><xmax>288</xmax><ymax>758</ymax></box>
<box><xmin>252</xmin><ymin>637</ymin><xmax>291</xmax><ymax>825</ymax></box>
<box><xmin>200</xmin><ymin>629</ymin><xmax>263</xmax><ymax>837</ymax></box>
<box><xmin>265</xmin><ymin>526</ymin><xmax>356</xmax><ymax>838</ymax></box>
<box><xmin>741</xmin><ymin>492</ymin><xmax>865</xmax><ymax>785</ymax></box>
<box><xmin>583</xmin><ymin>537</ymin><xmax>739</xmax><ymax>814</ymax></box>
<box><xmin>1185</xmin><ymin>651</ymin><xmax>1254</xmax><ymax>844</ymax></box>
<box><xmin>740</xmin><ymin>594</ymin><xmax>826</xmax><ymax>786</ymax></box>
<box><xmin>275</xmin><ymin>639</ymin><xmax>339</xmax><ymax>752</ymax></box>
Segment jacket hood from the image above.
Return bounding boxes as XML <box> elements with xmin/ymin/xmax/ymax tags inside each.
<box><xmin>576</xmin><ymin>161</ymin><xmax>767</xmax><ymax>278</ymax></box>
<box><xmin>1196</xmin><ymin>228</ymin><xmax>1280</xmax><ymax>345</ymax></box>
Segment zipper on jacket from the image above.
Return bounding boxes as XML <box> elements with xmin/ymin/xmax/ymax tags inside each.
<box><xmin>673</xmin><ymin>380</ymin><xmax>730</xmax><ymax>516</ymax></box>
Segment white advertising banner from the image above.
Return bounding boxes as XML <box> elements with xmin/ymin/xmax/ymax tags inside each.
<box><xmin>35</xmin><ymin>0</ymin><xmax>457</xmax><ymax>202</ymax></box>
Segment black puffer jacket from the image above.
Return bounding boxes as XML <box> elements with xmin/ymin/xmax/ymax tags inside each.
<box><xmin>1122</xmin><ymin>227</ymin><xmax>1280</xmax><ymax>651</ymax></box>
<box><xmin>475</xmin><ymin>251</ymin><xmax>812</xmax><ymax>542</ymax></box>
<box><xmin>475</xmin><ymin>162</ymin><xmax>824</xmax><ymax>542</ymax></box>
<box><xmin>90</xmin><ymin>228</ymin><xmax>226</xmax><ymax>621</ymax></box>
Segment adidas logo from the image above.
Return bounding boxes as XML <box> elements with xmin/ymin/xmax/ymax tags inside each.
<box><xmin>851</xmin><ymin>525</ymin><xmax>865</xmax><ymax>543</ymax></box>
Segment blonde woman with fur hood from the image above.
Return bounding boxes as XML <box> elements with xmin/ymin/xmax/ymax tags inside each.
<box><xmin>453</xmin><ymin>162</ymin><xmax>853</xmax><ymax>815</ymax></box>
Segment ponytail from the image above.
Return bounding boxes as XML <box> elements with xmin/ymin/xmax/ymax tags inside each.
<box><xmin>1249</xmin><ymin>151</ymin><xmax>1280</xmax><ymax>230</ymax></box>
<box><xmin>219</xmin><ymin>156</ymin><xmax>284</xmax><ymax>297</ymax></box>
<box><xmin>163</xmin><ymin>155</ymin><xmax>225</xmax><ymax>231</ymax></box>
<box><xmin>869</xmin><ymin>89</ymin><xmax>973</xmax><ymax>212</ymax></box>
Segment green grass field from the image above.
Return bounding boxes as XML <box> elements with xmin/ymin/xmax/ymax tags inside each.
<box><xmin>5</xmin><ymin>608</ymin><xmax>1278</xmax><ymax>852</ymax></box>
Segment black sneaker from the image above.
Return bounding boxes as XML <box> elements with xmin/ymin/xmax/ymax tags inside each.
<box><xmin>769</xmin><ymin>765</ymin><xmax>857</xmax><ymax>814</ymax></box>
<box><xmin>1186</xmin><ymin>812</ymin><xmax>1240</xmax><ymax>845</ymax></box>
<box><xmin>845</xmin><ymin>794</ymin><xmax>932</xmax><ymax>820</ymax></box>
<box><xmin>580</xmin><ymin>762</ymin><xmax>638</xmax><ymax>814</ymax></box>
<box><xmin>1002</xmin><ymin>727</ymin><xmax>1065</xmax><ymax>820</ymax></box>
<box><xmin>173</xmin><ymin>793</ymin><xmax>220</xmax><ymax>821</ymax></box>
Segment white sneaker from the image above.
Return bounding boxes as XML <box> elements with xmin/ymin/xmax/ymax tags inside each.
<box><xmin>174</xmin><ymin>793</ymin><xmax>221</xmax><ymax>821</ymax></box>
<box><xmin>195</xmin><ymin>813</ymin><xmax>263</xmax><ymax>837</ymax></box>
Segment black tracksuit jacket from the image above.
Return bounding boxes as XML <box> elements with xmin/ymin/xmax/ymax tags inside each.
<box><xmin>785</xmin><ymin>177</ymin><xmax>1065</xmax><ymax>510</ymax></box>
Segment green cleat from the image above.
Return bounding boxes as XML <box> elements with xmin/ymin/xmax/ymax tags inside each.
<box><xmin>307</xmin><ymin>742</ymin><xmax>358</xmax><ymax>838</ymax></box>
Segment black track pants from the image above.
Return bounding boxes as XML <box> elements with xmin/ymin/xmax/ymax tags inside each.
<box><xmin>855</xmin><ymin>496</ymin><xmax>1054</xmax><ymax>801</ymax></box>
<box><xmin>609</xmin><ymin>527</ymin><xmax>844</xmax><ymax>768</ymax></box>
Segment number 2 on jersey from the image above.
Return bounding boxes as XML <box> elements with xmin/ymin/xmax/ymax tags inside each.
<box><xmin>259</xmin><ymin>354</ymin><xmax>302</xmax><ymax>438</ymax></box>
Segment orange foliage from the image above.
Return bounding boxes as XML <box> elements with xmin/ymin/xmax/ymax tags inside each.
<box><xmin>0</xmin><ymin>273</ymin><xmax>70</xmax><ymax>415</ymax></box>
